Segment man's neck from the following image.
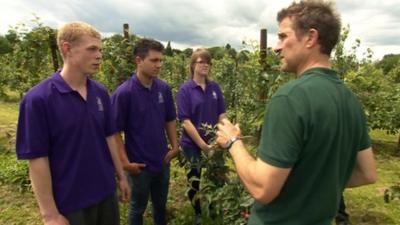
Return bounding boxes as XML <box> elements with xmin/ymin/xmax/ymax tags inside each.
<box><xmin>296</xmin><ymin>54</ymin><xmax>331</xmax><ymax>76</ymax></box>
<box><xmin>60</xmin><ymin>65</ymin><xmax>87</xmax><ymax>90</ymax></box>
<box><xmin>136</xmin><ymin>71</ymin><xmax>153</xmax><ymax>86</ymax></box>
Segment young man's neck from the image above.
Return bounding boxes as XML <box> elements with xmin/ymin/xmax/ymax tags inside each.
<box><xmin>60</xmin><ymin>65</ymin><xmax>87</xmax><ymax>90</ymax></box>
<box><xmin>136</xmin><ymin>71</ymin><xmax>154</xmax><ymax>86</ymax></box>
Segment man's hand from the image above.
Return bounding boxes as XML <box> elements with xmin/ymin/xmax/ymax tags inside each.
<box><xmin>43</xmin><ymin>213</ymin><xmax>69</xmax><ymax>225</ymax></box>
<box><xmin>123</xmin><ymin>162</ymin><xmax>146</xmax><ymax>175</ymax></box>
<box><xmin>216</xmin><ymin>118</ymin><xmax>241</xmax><ymax>148</ymax></box>
<box><xmin>117</xmin><ymin>174</ymin><xmax>131</xmax><ymax>202</ymax></box>
<box><xmin>164</xmin><ymin>149</ymin><xmax>179</xmax><ymax>164</ymax></box>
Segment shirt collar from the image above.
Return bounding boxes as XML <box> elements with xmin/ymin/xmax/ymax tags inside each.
<box><xmin>51</xmin><ymin>70</ymin><xmax>92</xmax><ymax>93</ymax></box>
<box><xmin>52</xmin><ymin>71</ymin><xmax>73</xmax><ymax>93</ymax></box>
<box><xmin>131</xmin><ymin>73</ymin><xmax>155</xmax><ymax>91</ymax></box>
<box><xmin>301</xmin><ymin>67</ymin><xmax>341</xmax><ymax>82</ymax></box>
<box><xmin>189</xmin><ymin>79</ymin><xmax>210</xmax><ymax>89</ymax></box>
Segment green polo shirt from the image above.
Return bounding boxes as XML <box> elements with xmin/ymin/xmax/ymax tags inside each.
<box><xmin>249</xmin><ymin>67</ymin><xmax>371</xmax><ymax>225</ymax></box>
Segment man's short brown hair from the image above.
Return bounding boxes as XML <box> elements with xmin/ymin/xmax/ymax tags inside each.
<box><xmin>277</xmin><ymin>0</ymin><xmax>341</xmax><ymax>55</ymax></box>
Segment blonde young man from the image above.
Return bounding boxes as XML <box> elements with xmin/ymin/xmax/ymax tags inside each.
<box><xmin>216</xmin><ymin>1</ymin><xmax>377</xmax><ymax>225</ymax></box>
<box><xmin>16</xmin><ymin>22</ymin><xmax>130</xmax><ymax>225</ymax></box>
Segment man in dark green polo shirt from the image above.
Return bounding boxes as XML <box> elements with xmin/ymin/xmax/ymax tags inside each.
<box><xmin>216</xmin><ymin>1</ymin><xmax>377</xmax><ymax>225</ymax></box>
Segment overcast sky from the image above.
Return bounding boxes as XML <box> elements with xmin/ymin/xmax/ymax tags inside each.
<box><xmin>1</xmin><ymin>0</ymin><xmax>399</xmax><ymax>60</ymax></box>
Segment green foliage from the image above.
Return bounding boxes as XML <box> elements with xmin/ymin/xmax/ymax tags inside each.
<box><xmin>332</xmin><ymin>25</ymin><xmax>360</xmax><ymax>79</ymax></box>
<box><xmin>0</xmin><ymin>36</ymin><xmax>13</xmax><ymax>55</ymax></box>
<box><xmin>0</xmin><ymin>153</ymin><xmax>30</xmax><ymax>192</ymax></box>
<box><xmin>0</xmin><ymin>18</ymin><xmax>55</xmax><ymax>97</ymax></box>
<box><xmin>377</xmin><ymin>54</ymin><xmax>400</xmax><ymax>74</ymax></box>
<box><xmin>387</xmin><ymin>62</ymin><xmax>400</xmax><ymax>83</ymax></box>
<box><xmin>345</xmin><ymin>64</ymin><xmax>400</xmax><ymax>135</ymax></box>
<box><xmin>159</xmin><ymin>54</ymin><xmax>188</xmax><ymax>94</ymax></box>
<box><xmin>384</xmin><ymin>183</ymin><xmax>400</xmax><ymax>203</ymax></box>
<box><xmin>97</xmin><ymin>34</ymin><xmax>137</xmax><ymax>92</ymax></box>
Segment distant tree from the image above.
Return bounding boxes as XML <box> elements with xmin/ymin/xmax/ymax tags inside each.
<box><xmin>172</xmin><ymin>48</ymin><xmax>182</xmax><ymax>55</ymax></box>
<box><xmin>0</xmin><ymin>36</ymin><xmax>13</xmax><ymax>54</ymax></box>
<box><xmin>388</xmin><ymin>63</ymin><xmax>400</xmax><ymax>83</ymax></box>
<box><xmin>5</xmin><ymin>30</ymin><xmax>18</xmax><ymax>44</ymax></box>
<box><xmin>208</xmin><ymin>46</ymin><xmax>225</xmax><ymax>60</ymax></box>
<box><xmin>182</xmin><ymin>48</ymin><xmax>193</xmax><ymax>58</ymax></box>
<box><xmin>377</xmin><ymin>54</ymin><xmax>400</xmax><ymax>74</ymax></box>
<box><xmin>332</xmin><ymin>25</ymin><xmax>360</xmax><ymax>79</ymax></box>
<box><xmin>164</xmin><ymin>41</ymin><xmax>173</xmax><ymax>56</ymax></box>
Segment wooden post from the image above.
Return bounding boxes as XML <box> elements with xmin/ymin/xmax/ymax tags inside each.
<box><xmin>257</xmin><ymin>28</ymin><xmax>268</xmax><ymax>143</ymax></box>
<box><xmin>48</xmin><ymin>29</ymin><xmax>59</xmax><ymax>72</ymax></box>
<box><xmin>260</xmin><ymin>28</ymin><xmax>267</xmax><ymax>68</ymax></box>
<box><xmin>259</xmin><ymin>28</ymin><xmax>268</xmax><ymax>101</ymax></box>
<box><xmin>123</xmin><ymin>23</ymin><xmax>130</xmax><ymax>40</ymax></box>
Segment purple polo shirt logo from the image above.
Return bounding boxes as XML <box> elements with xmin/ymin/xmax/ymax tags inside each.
<box><xmin>158</xmin><ymin>92</ymin><xmax>164</xmax><ymax>103</ymax></box>
<box><xmin>96</xmin><ymin>96</ymin><xmax>104</xmax><ymax>111</ymax></box>
<box><xmin>212</xmin><ymin>91</ymin><xmax>218</xmax><ymax>100</ymax></box>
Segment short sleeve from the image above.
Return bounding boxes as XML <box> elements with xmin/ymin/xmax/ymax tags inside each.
<box><xmin>16</xmin><ymin>95</ymin><xmax>50</xmax><ymax>159</ymax></box>
<box><xmin>215</xmin><ymin>84</ymin><xmax>226</xmax><ymax>115</ymax></box>
<box><xmin>176</xmin><ymin>86</ymin><xmax>191</xmax><ymax>121</ymax></box>
<box><xmin>165</xmin><ymin>85</ymin><xmax>176</xmax><ymax>122</ymax></box>
<box><xmin>257</xmin><ymin>96</ymin><xmax>304</xmax><ymax>168</ymax></box>
<box><xmin>111</xmin><ymin>86</ymin><xmax>130</xmax><ymax>132</ymax></box>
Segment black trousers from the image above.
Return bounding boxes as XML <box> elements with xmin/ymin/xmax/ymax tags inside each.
<box><xmin>336</xmin><ymin>195</ymin><xmax>350</xmax><ymax>222</ymax></box>
<box><xmin>65</xmin><ymin>192</ymin><xmax>120</xmax><ymax>225</ymax></box>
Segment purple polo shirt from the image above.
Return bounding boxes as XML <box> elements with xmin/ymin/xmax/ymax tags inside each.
<box><xmin>176</xmin><ymin>79</ymin><xmax>226</xmax><ymax>150</ymax></box>
<box><xmin>111</xmin><ymin>74</ymin><xmax>176</xmax><ymax>172</ymax></box>
<box><xmin>16</xmin><ymin>71</ymin><xmax>117</xmax><ymax>214</ymax></box>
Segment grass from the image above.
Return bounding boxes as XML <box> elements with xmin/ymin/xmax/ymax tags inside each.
<box><xmin>0</xmin><ymin>100</ymin><xmax>18</xmax><ymax>125</ymax></box>
<box><xmin>0</xmin><ymin>101</ymin><xmax>399</xmax><ymax>224</ymax></box>
<box><xmin>0</xmin><ymin>182</ymin><xmax>40</xmax><ymax>225</ymax></box>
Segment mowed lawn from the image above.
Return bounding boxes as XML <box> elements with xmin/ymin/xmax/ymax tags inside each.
<box><xmin>0</xmin><ymin>101</ymin><xmax>399</xmax><ymax>225</ymax></box>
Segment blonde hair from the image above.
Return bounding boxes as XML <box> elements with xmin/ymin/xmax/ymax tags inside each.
<box><xmin>57</xmin><ymin>21</ymin><xmax>101</xmax><ymax>56</ymax></box>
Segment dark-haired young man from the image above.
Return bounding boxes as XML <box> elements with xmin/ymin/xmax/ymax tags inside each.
<box><xmin>111</xmin><ymin>38</ymin><xmax>178</xmax><ymax>225</ymax></box>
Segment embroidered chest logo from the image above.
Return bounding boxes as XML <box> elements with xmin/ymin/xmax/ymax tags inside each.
<box><xmin>158</xmin><ymin>92</ymin><xmax>164</xmax><ymax>103</ymax></box>
<box><xmin>96</xmin><ymin>97</ymin><xmax>104</xmax><ymax>111</ymax></box>
<box><xmin>212</xmin><ymin>91</ymin><xmax>218</xmax><ymax>100</ymax></box>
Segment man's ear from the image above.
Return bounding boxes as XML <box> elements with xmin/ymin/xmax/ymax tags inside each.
<box><xmin>134</xmin><ymin>56</ymin><xmax>142</xmax><ymax>65</ymax></box>
<box><xmin>60</xmin><ymin>41</ymin><xmax>72</xmax><ymax>56</ymax></box>
<box><xmin>305</xmin><ymin>28</ymin><xmax>319</xmax><ymax>48</ymax></box>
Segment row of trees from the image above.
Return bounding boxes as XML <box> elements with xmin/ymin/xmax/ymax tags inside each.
<box><xmin>0</xmin><ymin>20</ymin><xmax>398</xmax><ymax>143</ymax></box>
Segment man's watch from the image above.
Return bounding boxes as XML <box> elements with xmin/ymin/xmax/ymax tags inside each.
<box><xmin>224</xmin><ymin>136</ymin><xmax>241</xmax><ymax>150</ymax></box>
